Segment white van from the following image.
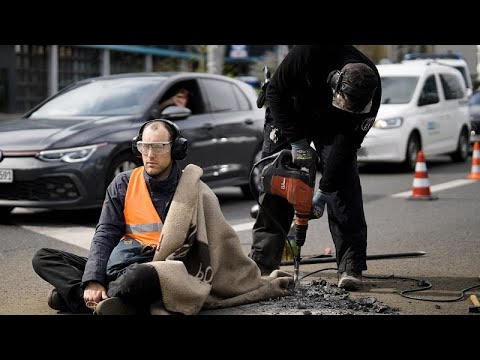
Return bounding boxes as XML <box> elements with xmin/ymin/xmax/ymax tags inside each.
<box><xmin>402</xmin><ymin>54</ymin><xmax>473</xmax><ymax>97</ymax></box>
<box><xmin>357</xmin><ymin>62</ymin><xmax>471</xmax><ymax>170</ymax></box>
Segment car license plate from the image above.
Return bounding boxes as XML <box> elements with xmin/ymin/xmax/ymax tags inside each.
<box><xmin>0</xmin><ymin>169</ymin><xmax>13</xmax><ymax>183</ymax></box>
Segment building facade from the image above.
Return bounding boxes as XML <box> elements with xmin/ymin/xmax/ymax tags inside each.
<box><xmin>0</xmin><ymin>45</ymin><xmax>280</xmax><ymax>114</ymax></box>
<box><xmin>1</xmin><ymin>45</ymin><xmax>476</xmax><ymax>114</ymax></box>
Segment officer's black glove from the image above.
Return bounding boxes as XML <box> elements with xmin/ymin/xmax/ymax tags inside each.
<box><xmin>310</xmin><ymin>190</ymin><xmax>332</xmax><ymax>219</ymax></box>
<box><xmin>291</xmin><ymin>139</ymin><xmax>315</xmax><ymax>168</ymax></box>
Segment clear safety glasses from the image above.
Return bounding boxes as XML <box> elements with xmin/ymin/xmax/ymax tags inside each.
<box><xmin>136</xmin><ymin>141</ymin><xmax>172</xmax><ymax>155</ymax></box>
<box><xmin>331</xmin><ymin>90</ymin><xmax>373</xmax><ymax>114</ymax></box>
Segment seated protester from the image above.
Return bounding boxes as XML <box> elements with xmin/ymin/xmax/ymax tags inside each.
<box><xmin>32</xmin><ymin>119</ymin><xmax>292</xmax><ymax>315</ymax></box>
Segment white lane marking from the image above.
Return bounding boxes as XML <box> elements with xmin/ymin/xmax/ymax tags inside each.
<box><xmin>17</xmin><ymin>178</ymin><xmax>479</xmax><ymax>248</ymax></box>
<box><xmin>392</xmin><ymin>179</ymin><xmax>477</xmax><ymax>198</ymax></box>
<box><xmin>21</xmin><ymin>225</ymin><xmax>94</xmax><ymax>250</ymax></box>
<box><xmin>19</xmin><ymin>178</ymin><xmax>477</xmax><ymax>246</ymax></box>
<box><xmin>21</xmin><ymin>221</ymin><xmax>256</xmax><ymax>250</ymax></box>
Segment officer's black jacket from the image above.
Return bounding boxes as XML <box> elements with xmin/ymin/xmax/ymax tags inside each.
<box><xmin>266</xmin><ymin>45</ymin><xmax>381</xmax><ymax>192</ymax></box>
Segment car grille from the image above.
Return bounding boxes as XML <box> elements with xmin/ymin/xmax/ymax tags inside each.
<box><xmin>0</xmin><ymin>177</ymin><xmax>80</xmax><ymax>201</ymax></box>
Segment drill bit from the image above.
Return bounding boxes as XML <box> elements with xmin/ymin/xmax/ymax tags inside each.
<box><xmin>293</xmin><ymin>247</ymin><xmax>301</xmax><ymax>289</ymax></box>
<box><xmin>293</xmin><ymin>259</ymin><xmax>300</xmax><ymax>288</ymax></box>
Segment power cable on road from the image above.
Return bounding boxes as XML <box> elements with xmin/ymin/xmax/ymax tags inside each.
<box><xmin>300</xmin><ymin>268</ymin><xmax>480</xmax><ymax>303</ymax></box>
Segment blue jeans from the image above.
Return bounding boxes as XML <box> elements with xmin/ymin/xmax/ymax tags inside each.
<box><xmin>106</xmin><ymin>238</ymin><xmax>155</xmax><ymax>280</ymax></box>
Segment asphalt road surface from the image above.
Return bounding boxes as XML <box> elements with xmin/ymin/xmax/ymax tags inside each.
<box><xmin>1</xmin><ymin>155</ymin><xmax>479</xmax><ymax>315</ymax></box>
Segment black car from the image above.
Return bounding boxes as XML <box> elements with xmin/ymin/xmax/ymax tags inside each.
<box><xmin>0</xmin><ymin>72</ymin><xmax>265</xmax><ymax>216</ymax></box>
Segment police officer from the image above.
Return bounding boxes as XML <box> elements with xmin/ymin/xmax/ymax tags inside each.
<box><xmin>249</xmin><ymin>45</ymin><xmax>381</xmax><ymax>290</ymax></box>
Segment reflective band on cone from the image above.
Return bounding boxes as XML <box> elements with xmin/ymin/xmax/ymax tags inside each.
<box><xmin>468</xmin><ymin>142</ymin><xmax>480</xmax><ymax>180</ymax></box>
<box><xmin>408</xmin><ymin>150</ymin><xmax>438</xmax><ymax>200</ymax></box>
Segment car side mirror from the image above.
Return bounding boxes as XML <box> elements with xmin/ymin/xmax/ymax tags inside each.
<box><xmin>418</xmin><ymin>93</ymin><xmax>439</xmax><ymax>106</ymax></box>
<box><xmin>160</xmin><ymin>106</ymin><xmax>192</xmax><ymax>120</ymax></box>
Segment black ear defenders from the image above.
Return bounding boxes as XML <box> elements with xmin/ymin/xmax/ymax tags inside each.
<box><xmin>131</xmin><ymin>119</ymin><xmax>188</xmax><ymax>160</ymax></box>
<box><xmin>327</xmin><ymin>70</ymin><xmax>345</xmax><ymax>93</ymax></box>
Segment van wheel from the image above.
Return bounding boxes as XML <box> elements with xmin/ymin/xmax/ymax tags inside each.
<box><xmin>450</xmin><ymin>130</ymin><xmax>469</xmax><ymax>162</ymax></box>
<box><xmin>240</xmin><ymin>148</ymin><xmax>262</xmax><ymax>200</ymax></box>
<box><xmin>403</xmin><ymin>133</ymin><xmax>420</xmax><ymax>171</ymax></box>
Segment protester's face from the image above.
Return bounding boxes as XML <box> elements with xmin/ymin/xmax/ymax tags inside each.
<box><xmin>140</xmin><ymin>124</ymin><xmax>173</xmax><ymax>177</ymax></box>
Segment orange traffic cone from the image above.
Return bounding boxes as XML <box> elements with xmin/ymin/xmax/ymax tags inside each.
<box><xmin>468</xmin><ymin>141</ymin><xmax>480</xmax><ymax>180</ymax></box>
<box><xmin>408</xmin><ymin>151</ymin><xmax>438</xmax><ymax>200</ymax></box>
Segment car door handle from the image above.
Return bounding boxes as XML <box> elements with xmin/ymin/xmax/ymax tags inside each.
<box><xmin>202</xmin><ymin>123</ymin><xmax>214</xmax><ymax>130</ymax></box>
<box><xmin>244</xmin><ymin>119</ymin><xmax>254</xmax><ymax>125</ymax></box>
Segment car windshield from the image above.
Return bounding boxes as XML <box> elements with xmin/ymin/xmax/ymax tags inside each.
<box><xmin>29</xmin><ymin>77</ymin><xmax>167</xmax><ymax>118</ymax></box>
<box><xmin>380</xmin><ymin>76</ymin><xmax>418</xmax><ymax>104</ymax></box>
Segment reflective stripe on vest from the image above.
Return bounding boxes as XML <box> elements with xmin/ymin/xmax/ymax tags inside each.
<box><xmin>122</xmin><ymin>167</ymin><xmax>162</xmax><ymax>247</ymax></box>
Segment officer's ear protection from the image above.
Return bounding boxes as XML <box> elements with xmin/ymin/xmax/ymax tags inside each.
<box><xmin>131</xmin><ymin>119</ymin><xmax>188</xmax><ymax>160</ymax></box>
<box><xmin>327</xmin><ymin>69</ymin><xmax>373</xmax><ymax>99</ymax></box>
<box><xmin>327</xmin><ymin>70</ymin><xmax>345</xmax><ymax>93</ymax></box>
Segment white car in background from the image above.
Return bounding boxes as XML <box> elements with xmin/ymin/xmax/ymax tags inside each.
<box><xmin>357</xmin><ymin>62</ymin><xmax>471</xmax><ymax>171</ymax></box>
<box><xmin>402</xmin><ymin>54</ymin><xmax>474</xmax><ymax>97</ymax></box>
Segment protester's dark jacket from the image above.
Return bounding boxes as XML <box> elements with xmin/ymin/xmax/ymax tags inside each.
<box><xmin>82</xmin><ymin>162</ymin><xmax>180</xmax><ymax>287</ymax></box>
<box><xmin>266</xmin><ymin>45</ymin><xmax>382</xmax><ymax>192</ymax></box>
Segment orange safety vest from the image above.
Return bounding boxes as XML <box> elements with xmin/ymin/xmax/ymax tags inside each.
<box><xmin>122</xmin><ymin>167</ymin><xmax>163</xmax><ymax>247</ymax></box>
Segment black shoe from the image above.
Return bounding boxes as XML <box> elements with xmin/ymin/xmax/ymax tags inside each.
<box><xmin>48</xmin><ymin>289</ymin><xmax>70</xmax><ymax>312</ymax></box>
<box><xmin>338</xmin><ymin>271</ymin><xmax>363</xmax><ymax>291</ymax></box>
<box><xmin>95</xmin><ymin>297</ymin><xmax>137</xmax><ymax>315</ymax></box>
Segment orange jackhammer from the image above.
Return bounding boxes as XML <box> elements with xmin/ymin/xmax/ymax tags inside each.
<box><xmin>259</xmin><ymin>149</ymin><xmax>316</xmax><ymax>288</ymax></box>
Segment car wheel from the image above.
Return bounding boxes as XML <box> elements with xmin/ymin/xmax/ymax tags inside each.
<box><xmin>0</xmin><ymin>206</ymin><xmax>14</xmax><ymax>220</ymax></box>
<box><xmin>450</xmin><ymin>130</ymin><xmax>469</xmax><ymax>162</ymax></box>
<box><xmin>106</xmin><ymin>153</ymin><xmax>142</xmax><ymax>189</ymax></box>
<box><xmin>403</xmin><ymin>133</ymin><xmax>420</xmax><ymax>171</ymax></box>
<box><xmin>240</xmin><ymin>147</ymin><xmax>263</xmax><ymax>200</ymax></box>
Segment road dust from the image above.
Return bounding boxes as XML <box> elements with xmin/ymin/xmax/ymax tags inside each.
<box><xmin>204</xmin><ymin>277</ymin><xmax>399</xmax><ymax>315</ymax></box>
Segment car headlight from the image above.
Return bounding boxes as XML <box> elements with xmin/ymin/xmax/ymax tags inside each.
<box><xmin>37</xmin><ymin>143</ymin><xmax>107</xmax><ymax>163</ymax></box>
<box><xmin>374</xmin><ymin>117</ymin><xmax>403</xmax><ymax>129</ymax></box>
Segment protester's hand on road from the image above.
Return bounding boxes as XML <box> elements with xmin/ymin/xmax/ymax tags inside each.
<box><xmin>84</xmin><ymin>281</ymin><xmax>108</xmax><ymax>306</ymax></box>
